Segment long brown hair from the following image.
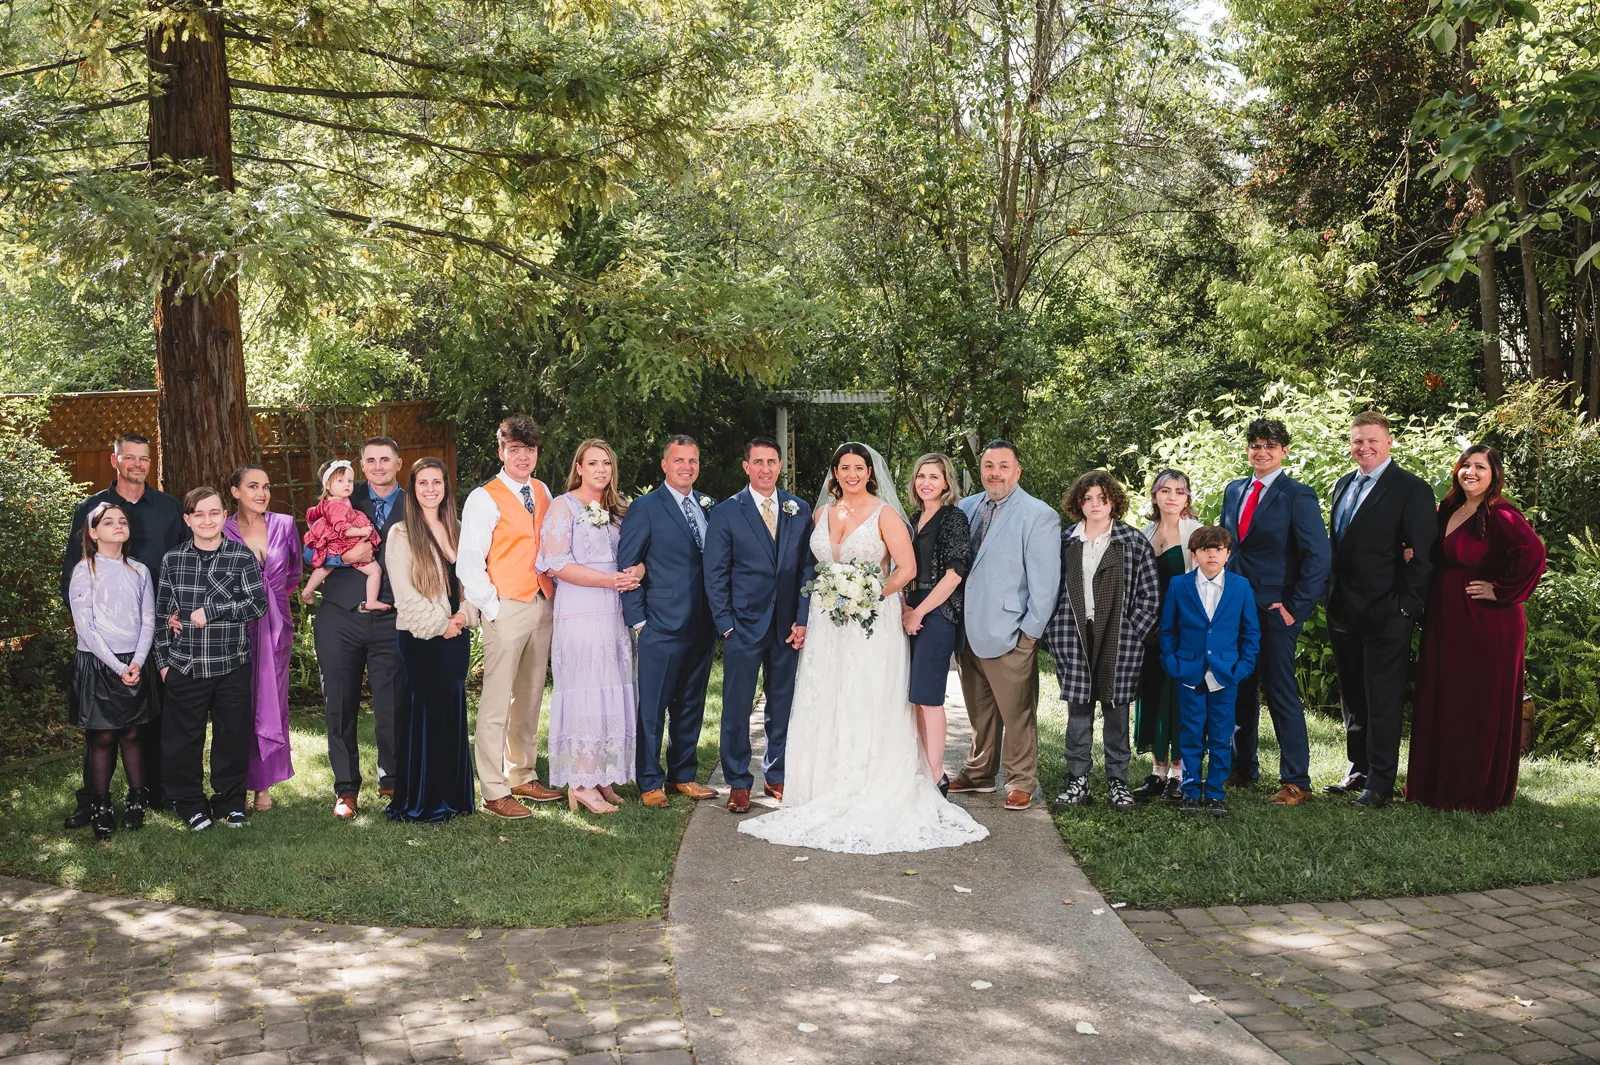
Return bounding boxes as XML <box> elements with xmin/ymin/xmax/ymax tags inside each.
<box><xmin>565</xmin><ymin>439</ymin><xmax>628</xmax><ymax>522</ymax></box>
<box><xmin>401</xmin><ymin>458</ymin><xmax>460</xmax><ymax>601</ymax></box>
<box><xmin>1439</xmin><ymin>444</ymin><xmax>1506</xmax><ymax>539</ymax></box>
<box><xmin>81</xmin><ymin>503</ymin><xmax>127</xmax><ymax>579</ymax></box>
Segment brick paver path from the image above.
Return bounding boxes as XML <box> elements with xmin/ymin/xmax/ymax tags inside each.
<box><xmin>0</xmin><ymin>877</ymin><xmax>691</xmax><ymax>1065</ymax></box>
<box><xmin>1131</xmin><ymin>878</ymin><xmax>1600</xmax><ymax>1065</ymax></box>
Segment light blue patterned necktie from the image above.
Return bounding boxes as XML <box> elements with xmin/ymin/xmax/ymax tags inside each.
<box><xmin>681</xmin><ymin>494</ymin><xmax>703</xmax><ymax>550</ymax></box>
<box><xmin>1336</xmin><ymin>474</ymin><xmax>1369</xmax><ymax>537</ymax></box>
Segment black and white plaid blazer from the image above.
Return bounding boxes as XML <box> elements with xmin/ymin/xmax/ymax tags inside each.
<box><xmin>1042</xmin><ymin>520</ymin><xmax>1160</xmax><ymax>707</ymax></box>
<box><xmin>155</xmin><ymin>539</ymin><xmax>268</xmax><ymax>678</ymax></box>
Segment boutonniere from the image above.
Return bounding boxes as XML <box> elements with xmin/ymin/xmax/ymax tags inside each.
<box><xmin>698</xmin><ymin>495</ymin><xmax>714</xmax><ymax>511</ymax></box>
<box><xmin>782</xmin><ymin>499</ymin><xmax>800</xmax><ymax>516</ymax></box>
<box><xmin>581</xmin><ymin>500</ymin><xmax>611</xmax><ymax>527</ymax></box>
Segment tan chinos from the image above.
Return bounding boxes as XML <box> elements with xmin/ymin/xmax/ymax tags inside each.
<box><xmin>474</xmin><ymin>595</ymin><xmax>553</xmax><ymax>801</ymax></box>
<box><xmin>957</xmin><ymin>634</ymin><xmax>1041</xmax><ymax>797</ymax></box>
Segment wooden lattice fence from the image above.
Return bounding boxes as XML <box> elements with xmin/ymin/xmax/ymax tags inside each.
<box><xmin>18</xmin><ymin>391</ymin><xmax>456</xmax><ymax>526</ymax></box>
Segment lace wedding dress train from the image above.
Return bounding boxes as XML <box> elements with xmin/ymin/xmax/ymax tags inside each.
<box><xmin>737</xmin><ymin>503</ymin><xmax>989</xmax><ymax>854</ymax></box>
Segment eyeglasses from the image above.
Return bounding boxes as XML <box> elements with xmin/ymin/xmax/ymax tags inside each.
<box><xmin>1247</xmin><ymin>442</ymin><xmax>1285</xmax><ymax>452</ymax></box>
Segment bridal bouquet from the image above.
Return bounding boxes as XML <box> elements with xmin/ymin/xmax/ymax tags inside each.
<box><xmin>802</xmin><ymin>561</ymin><xmax>885</xmax><ymax>637</ymax></box>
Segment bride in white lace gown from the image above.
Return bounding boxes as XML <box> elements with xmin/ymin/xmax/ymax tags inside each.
<box><xmin>738</xmin><ymin>443</ymin><xmax>989</xmax><ymax>854</ymax></box>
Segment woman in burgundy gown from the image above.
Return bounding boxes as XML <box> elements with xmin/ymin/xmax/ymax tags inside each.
<box><xmin>1406</xmin><ymin>445</ymin><xmax>1546</xmax><ymax>813</ymax></box>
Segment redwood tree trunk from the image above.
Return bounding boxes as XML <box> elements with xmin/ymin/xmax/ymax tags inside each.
<box><xmin>148</xmin><ymin>6</ymin><xmax>250</xmax><ymax>497</ymax></box>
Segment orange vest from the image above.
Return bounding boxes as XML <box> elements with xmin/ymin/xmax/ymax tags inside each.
<box><xmin>482</xmin><ymin>477</ymin><xmax>555</xmax><ymax>602</ymax></box>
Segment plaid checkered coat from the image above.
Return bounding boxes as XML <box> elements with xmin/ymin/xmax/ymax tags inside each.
<box><xmin>1042</xmin><ymin>521</ymin><xmax>1160</xmax><ymax>706</ymax></box>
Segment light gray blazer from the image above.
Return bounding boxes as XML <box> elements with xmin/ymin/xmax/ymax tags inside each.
<box><xmin>958</xmin><ymin>487</ymin><xmax>1062</xmax><ymax>659</ymax></box>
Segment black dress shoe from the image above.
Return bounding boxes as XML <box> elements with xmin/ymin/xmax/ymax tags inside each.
<box><xmin>1129</xmin><ymin>774</ymin><xmax>1164</xmax><ymax>802</ymax></box>
<box><xmin>1351</xmin><ymin>789</ymin><xmax>1391</xmax><ymax>809</ymax></box>
<box><xmin>1324</xmin><ymin>775</ymin><xmax>1366</xmax><ymax>796</ymax></box>
<box><xmin>937</xmin><ymin>774</ymin><xmax>950</xmax><ymax>798</ymax></box>
<box><xmin>1160</xmin><ymin>777</ymin><xmax>1184</xmax><ymax>805</ymax></box>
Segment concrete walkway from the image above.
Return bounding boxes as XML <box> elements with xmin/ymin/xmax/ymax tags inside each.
<box><xmin>668</xmin><ymin>674</ymin><xmax>1288</xmax><ymax>1065</ymax></box>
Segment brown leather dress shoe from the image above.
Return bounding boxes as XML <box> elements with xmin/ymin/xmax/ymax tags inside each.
<box><xmin>333</xmin><ymin>792</ymin><xmax>358</xmax><ymax>819</ymax></box>
<box><xmin>1268</xmin><ymin>784</ymin><xmax>1312</xmax><ymax>806</ymax></box>
<box><xmin>947</xmin><ymin>776</ymin><xmax>996</xmax><ymax>794</ymax></box>
<box><xmin>673</xmin><ymin>782</ymin><xmax>716</xmax><ymax>801</ymax></box>
<box><xmin>641</xmin><ymin>789</ymin><xmax>670</xmax><ymax>809</ymax></box>
<box><xmin>762</xmin><ymin>782</ymin><xmax>784</xmax><ymax>801</ymax></box>
<box><xmin>511</xmin><ymin>781</ymin><xmax>563</xmax><ymax>802</ymax></box>
<box><xmin>1003</xmin><ymin>790</ymin><xmax>1032</xmax><ymax>811</ymax></box>
<box><xmin>482</xmin><ymin>795</ymin><xmax>532</xmax><ymax>819</ymax></box>
<box><xmin>378</xmin><ymin>787</ymin><xmax>394</xmax><ymax>798</ymax></box>
<box><xmin>727</xmin><ymin>788</ymin><xmax>751</xmax><ymax>813</ymax></box>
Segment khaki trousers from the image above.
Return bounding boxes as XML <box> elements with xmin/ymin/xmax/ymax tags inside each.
<box><xmin>475</xmin><ymin>595</ymin><xmax>553</xmax><ymax>801</ymax></box>
<box><xmin>957</xmin><ymin>635</ymin><xmax>1040</xmax><ymax>797</ymax></box>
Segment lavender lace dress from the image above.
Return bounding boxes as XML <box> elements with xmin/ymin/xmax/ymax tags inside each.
<box><xmin>536</xmin><ymin>494</ymin><xmax>637</xmax><ymax>788</ymax></box>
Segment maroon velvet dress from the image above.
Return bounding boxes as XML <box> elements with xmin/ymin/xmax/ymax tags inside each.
<box><xmin>1406</xmin><ymin>501</ymin><xmax>1546</xmax><ymax>813</ymax></box>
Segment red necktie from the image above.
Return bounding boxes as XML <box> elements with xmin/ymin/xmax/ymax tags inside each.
<box><xmin>1237</xmin><ymin>480</ymin><xmax>1264</xmax><ymax>541</ymax></box>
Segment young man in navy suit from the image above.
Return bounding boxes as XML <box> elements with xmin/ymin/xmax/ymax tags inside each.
<box><xmin>1160</xmin><ymin>526</ymin><xmax>1260</xmax><ymax>817</ymax></box>
<box><xmin>702</xmin><ymin>437</ymin><xmax>815</xmax><ymax>813</ymax></box>
<box><xmin>1218</xmin><ymin>418</ymin><xmax>1330</xmax><ymax>806</ymax></box>
<box><xmin>618</xmin><ymin>436</ymin><xmax>720</xmax><ymax>809</ymax></box>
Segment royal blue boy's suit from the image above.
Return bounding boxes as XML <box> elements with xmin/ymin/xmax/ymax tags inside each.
<box><xmin>702</xmin><ymin>488</ymin><xmax>816</xmax><ymax>790</ymax></box>
<box><xmin>1160</xmin><ymin>571</ymin><xmax>1261</xmax><ymax>799</ymax></box>
<box><xmin>618</xmin><ymin>485</ymin><xmax>718</xmax><ymax>794</ymax></box>
<box><xmin>1218</xmin><ymin>472</ymin><xmax>1330</xmax><ymax>789</ymax></box>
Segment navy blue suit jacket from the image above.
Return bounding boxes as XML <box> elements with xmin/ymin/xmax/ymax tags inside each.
<box><xmin>1159</xmin><ymin>571</ymin><xmax>1261</xmax><ymax>690</ymax></box>
<box><xmin>703</xmin><ymin>489</ymin><xmax>814</xmax><ymax>644</ymax></box>
<box><xmin>617</xmin><ymin>484</ymin><xmax>715</xmax><ymax>637</ymax></box>
<box><xmin>1219</xmin><ymin>473</ymin><xmax>1331</xmax><ymax>621</ymax></box>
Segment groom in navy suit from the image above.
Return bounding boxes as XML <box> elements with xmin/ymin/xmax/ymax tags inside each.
<box><xmin>703</xmin><ymin>437</ymin><xmax>815</xmax><ymax>813</ymax></box>
<box><xmin>619</xmin><ymin>435</ymin><xmax>720</xmax><ymax>810</ymax></box>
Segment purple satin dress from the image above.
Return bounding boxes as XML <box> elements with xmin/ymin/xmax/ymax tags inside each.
<box><xmin>225</xmin><ymin>511</ymin><xmax>303</xmax><ymax>790</ymax></box>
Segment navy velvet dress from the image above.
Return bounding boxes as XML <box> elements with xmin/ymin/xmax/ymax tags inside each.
<box><xmin>388</xmin><ymin>562</ymin><xmax>475</xmax><ymax>822</ymax></box>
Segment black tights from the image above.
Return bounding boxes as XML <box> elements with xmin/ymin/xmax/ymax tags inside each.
<box><xmin>84</xmin><ymin>728</ymin><xmax>143</xmax><ymax>795</ymax></box>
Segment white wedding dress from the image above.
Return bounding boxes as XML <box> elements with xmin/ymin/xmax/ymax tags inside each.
<box><xmin>737</xmin><ymin>502</ymin><xmax>990</xmax><ymax>854</ymax></box>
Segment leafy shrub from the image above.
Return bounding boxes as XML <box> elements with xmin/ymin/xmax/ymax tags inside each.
<box><xmin>1526</xmin><ymin>533</ymin><xmax>1600</xmax><ymax>759</ymax></box>
<box><xmin>0</xmin><ymin>398</ymin><xmax>81</xmax><ymax>760</ymax></box>
<box><xmin>1482</xmin><ymin>381</ymin><xmax>1600</xmax><ymax>560</ymax></box>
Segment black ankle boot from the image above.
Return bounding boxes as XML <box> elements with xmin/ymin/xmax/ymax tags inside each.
<box><xmin>64</xmin><ymin>787</ymin><xmax>93</xmax><ymax>830</ymax></box>
<box><xmin>89</xmin><ymin>793</ymin><xmax>116</xmax><ymax>841</ymax></box>
<box><xmin>122</xmin><ymin>787</ymin><xmax>148</xmax><ymax>831</ymax></box>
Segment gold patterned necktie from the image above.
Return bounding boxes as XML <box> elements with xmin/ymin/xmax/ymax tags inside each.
<box><xmin>761</xmin><ymin>496</ymin><xmax>777</xmax><ymax>539</ymax></box>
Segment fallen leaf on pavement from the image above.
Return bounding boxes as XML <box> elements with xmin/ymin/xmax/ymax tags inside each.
<box><xmin>1063</xmin><ymin>899</ymin><xmax>1075</xmax><ymax>905</ymax></box>
<box><xmin>970</xmin><ymin>980</ymin><xmax>992</xmax><ymax>990</ymax></box>
<box><xmin>1091</xmin><ymin>908</ymin><xmax>1106</xmax><ymax>915</ymax></box>
<box><xmin>1189</xmin><ymin>994</ymin><xmax>1212</xmax><ymax>1004</ymax></box>
<box><xmin>707</xmin><ymin>1007</ymin><xmax>725</xmax><ymax>1017</ymax></box>
<box><xmin>1514</xmin><ymin>996</ymin><xmax>1535</xmax><ymax>1007</ymax></box>
<box><xmin>953</xmin><ymin>885</ymin><xmax>972</xmax><ymax>893</ymax></box>
<box><xmin>792</xmin><ymin>856</ymin><xmax>809</xmax><ymax>862</ymax></box>
<box><xmin>1075</xmin><ymin>1022</ymin><xmax>1098</xmax><ymax>1035</ymax></box>
<box><xmin>923</xmin><ymin>953</ymin><xmax>936</xmax><ymax>961</ymax></box>
<box><xmin>877</xmin><ymin>974</ymin><xmax>899</xmax><ymax>984</ymax></box>
<box><xmin>1111</xmin><ymin>902</ymin><xmax>1127</xmax><ymax>909</ymax></box>
<box><xmin>731</xmin><ymin>877</ymin><xmax>745</xmax><ymax>883</ymax></box>
<box><xmin>903</xmin><ymin>870</ymin><xmax>918</xmax><ymax>876</ymax></box>
<box><xmin>797</xmin><ymin>1023</ymin><xmax>819</xmax><ymax>1033</ymax></box>
<box><xmin>466</xmin><ymin>929</ymin><xmax>483</xmax><ymax>940</ymax></box>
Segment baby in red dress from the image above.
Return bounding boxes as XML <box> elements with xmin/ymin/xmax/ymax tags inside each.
<box><xmin>300</xmin><ymin>459</ymin><xmax>388</xmax><ymax>611</ymax></box>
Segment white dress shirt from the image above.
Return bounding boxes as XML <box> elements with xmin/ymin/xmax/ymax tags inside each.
<box><xmin>457</xmin><ymin>469</ymin><xmax>547</xmax><ymax>622</ymax></box>
<box><xmin>1195</xmin><ymin>568</ymin><xmax>1226</xmax><ymax>692</ymax></box>
<box><xmin>1070</xmin><ymin>523</ymin><xmax>1114</xmax><ymax>621</ymax></box>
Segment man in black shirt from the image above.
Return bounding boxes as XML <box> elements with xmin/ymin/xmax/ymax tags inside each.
<box><xmin>59</xmin><ymin>433</ymin><xmax>186</xmax><ymax>824</ymax></box>
<box><xmin>156</xmin><ymin>487</ymin><xmax>268</xmax><ymax>831</ymax></box>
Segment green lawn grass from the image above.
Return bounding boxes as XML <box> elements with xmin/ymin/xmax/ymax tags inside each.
<box><xmin>1038</xmin><ymin>682</ymin><xmax>1600</xmax><ymax>908</ymax></box>
<box><xmin>0</xmin><ymin>676</ymin><xmax>724</xmax><ymax>928</ymax></box>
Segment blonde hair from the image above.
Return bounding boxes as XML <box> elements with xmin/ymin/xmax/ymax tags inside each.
<box><xmin>565</xmin><ymin>439</ymin><xmax>629</xmax><ymax>522</ymax></box>
<box><xmin>906</xmin><ymin>453</ymin><xmax>961</xmax><ymax>511</ymax></box>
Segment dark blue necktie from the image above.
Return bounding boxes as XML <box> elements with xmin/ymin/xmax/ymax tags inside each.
<box><xmin>372</xmin><ymin>497</ymin><xmax>389</xmax><ymax>531</ymax></box>
<box><xmin>681</xmin><ymin>494</ymin><xmax>703</xmax><ymax>550</ymax></box>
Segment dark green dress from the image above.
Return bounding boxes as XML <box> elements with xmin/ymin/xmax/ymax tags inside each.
<box><xmin>1133</xmin><ymin>544</ymin><xmax>1185</xmax><ymax>762</ymax></box>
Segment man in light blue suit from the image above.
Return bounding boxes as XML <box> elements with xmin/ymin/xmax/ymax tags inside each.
<box><xmin>618</xmin><ymin>435</ymin><xmax>720</xmax><ymax>810</ymax></box>
<box><xmin>948</xmin><ymin>440</ymin><xmax>1062</xmax><ymax>811</ymax></box>
<box><xmin>703</xmin><ymin>437</ymin><xmax>815</xmax><ymax>814</ymax></box>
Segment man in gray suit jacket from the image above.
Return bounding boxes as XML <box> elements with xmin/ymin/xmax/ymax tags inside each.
<box><xmin>948</xmin><ymin>440</ymin><xmax>1062</xmax><ymax>811</ymax></box>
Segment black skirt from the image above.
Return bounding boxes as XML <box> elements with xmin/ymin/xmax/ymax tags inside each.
<box><xmin>70</xmin><ymin>650</ymin><xmax>151</xmax><ymax>731</ymax></box>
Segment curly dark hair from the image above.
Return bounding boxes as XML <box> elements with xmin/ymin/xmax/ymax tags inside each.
<box><xmin>1246</xmin><ymin>417</ymin><xmax>1291</xmax><ymax>448</ymax></box>
<box><xmin>1062</xmin><ymin>470</ymin><xmax>1128</xmax><ymax>522</ymax></box>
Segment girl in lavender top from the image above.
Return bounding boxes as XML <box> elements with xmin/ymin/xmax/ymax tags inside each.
<box><xmin>536</xmin><ymin>439</ymin><xmax>642</xmax><ymax>815</ymax></box>
<box><xmin>67</xmin><ymin>503</ymin><xmax>156</xmax><ymax>839</ymax></box>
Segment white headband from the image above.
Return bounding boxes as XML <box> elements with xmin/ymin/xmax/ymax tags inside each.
<box><xmin>322</xmin><ymin>460</ymin><xmax>354</xmax><ymax>488</ymax></box>
<box><xmin>87</xmin><ymin>501</ymin><xmax>117</xmax><ymax>525</ymax></box>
